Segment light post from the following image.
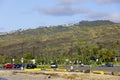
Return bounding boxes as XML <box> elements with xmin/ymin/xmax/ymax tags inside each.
<box><xmin>96</xmin><ymin>58</ymin><xmax>98</xmax><ymax>64</ymax></box>
<box><xmin>12</xmin><ymin>58</ymin><xmax>15</xmax><ymax>64</ymax></box>
<box><xmin>115</xmin><ymin>57</ymin><xmax>117</xmax><ymax>64</ymax></box>
<box><xmin>21</xmin><ymin>57</ymin><xmax>24</xmax><ymax>70</ymax></box>
<box><xmin>32</xmin><ymin>59</ymin><xmax>36</xmax><ymax>64</ymax></box>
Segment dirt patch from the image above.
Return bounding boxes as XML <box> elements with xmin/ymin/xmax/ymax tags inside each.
<box><xmin>0</xmin><ymin>70</ymin><xmax>120</xmax><ymax>80</ymax></box>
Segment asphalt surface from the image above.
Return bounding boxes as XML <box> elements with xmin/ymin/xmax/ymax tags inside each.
<box><xmin>65</xmin><ymin>65</ymin><xmax>120</xmax><ymax>71</ymax></box>
<box><xmin>0</xmin><ymin>65</ymin><xmax>120</xmax><ymax>72</ymax></box>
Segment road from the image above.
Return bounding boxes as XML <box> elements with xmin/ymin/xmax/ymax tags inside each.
<box><xmin>64</xmin><ymin>65</ymin><xmax>120</xmax><ymax>72</ymax></box>
<box><xmin>0</xmin><ymin>65</ymin><xmax>120</xmax><ymax>72</ymax></box>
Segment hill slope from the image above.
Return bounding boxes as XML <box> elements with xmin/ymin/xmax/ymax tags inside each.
<box><xmin>0</xmin><ymin>20</ymin><xmax>120</xmax><ymax>63</ymax></box>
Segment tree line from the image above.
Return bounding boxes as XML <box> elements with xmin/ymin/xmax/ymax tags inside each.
<box><xmin>0</xmin><ymin>40</ymin><xmax>119</xmax><ymax>65</ymax></box>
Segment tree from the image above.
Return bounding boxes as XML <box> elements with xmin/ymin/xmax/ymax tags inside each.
<box><xmin>23</xmin><ymin>52</ymin><xmax>34</xmax><ymax>59</ymax></box>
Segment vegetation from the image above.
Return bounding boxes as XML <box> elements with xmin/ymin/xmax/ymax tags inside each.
<box><xmin>0</xmin><ymin>20</ymin><xmax>120</xmax><ymax>65</ymax></box>
<box><xmin>77</xmin><ymin>20</ymin><xmax>115</xmax><ymax>27</ymax></box>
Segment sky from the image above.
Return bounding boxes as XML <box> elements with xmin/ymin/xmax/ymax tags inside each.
<box><xmin>0</xmin><ymin>0</ymin><xmax>120</xmax><ymax>32</ymax></box>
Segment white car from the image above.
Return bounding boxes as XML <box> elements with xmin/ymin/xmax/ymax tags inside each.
<box><xmin>50</xmin><ymin>63</ymin><xmax>58</xmax><ymax>68</ymax></box>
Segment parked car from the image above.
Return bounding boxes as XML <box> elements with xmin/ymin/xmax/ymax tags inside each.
<box><xmin>100</xmin><ymin>63</ymin><xmax>113</xmax><ymax>67</ymax></box>
<box><xmin>26</xmin><ymin>64</ymin><xmax>37</xmax><ymax>69</ymax></box>
<box><xmin>3</xmin><ymin>63</ymin><xmax>14</xmax><ymax>69</ymax></box>
<box><xmin>50</xmin><ymin>63</ymin><xmax>58</xmax><ymax>68</ymax></box>
<box><xmin>80</xmin><ymin>63</ymin><xmax>84</xmax><ymax>67</ymax></box>
<box><xmin>105</xmin><ymin>63</ymin><xmax>113</xmax><ymax>67</ymax></box>
<box><xmin>0</xmin><ymin>66</ymin><xmax>2</xmax><ymax>69</ymax></box>
<box><xmin>13</xmin><ymin>64</ymin><xmax>22</xmax><ymax>68</ymax></box>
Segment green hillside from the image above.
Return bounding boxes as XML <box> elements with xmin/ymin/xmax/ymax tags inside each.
<box><xmin>0</xmin><ymin>20</ymin><xmax>120</xmax><ymax>64</ymax></box>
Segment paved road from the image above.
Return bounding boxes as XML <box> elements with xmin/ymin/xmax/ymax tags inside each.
<box><xmin>65</xmin><ymin>65</ymin><xmax>120</xmax><ymax>71</ymax></box>
<box><xmin>0</xmin><ymin>68</ymin><xmax>21</xmax><ymax>70</ymax></box>
<box><xmin>0</xmin><ymin>65</ymin><xmax>120</xmax><ymax>72</ymax></box>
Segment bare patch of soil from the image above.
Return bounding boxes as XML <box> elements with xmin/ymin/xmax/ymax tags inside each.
<box><xmin>0</xmin><ymin>70</ymin><xmax>120</xmax><ymax>80</ymax></box>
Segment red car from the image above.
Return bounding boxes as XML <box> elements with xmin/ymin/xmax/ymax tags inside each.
<box><xmin>3</xmin><ymin>63</ymin><xmax>14</xmax><ymax>69</ymax></box>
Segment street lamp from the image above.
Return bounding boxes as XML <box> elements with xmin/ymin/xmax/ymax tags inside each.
<box><xmin>21</xmin><ymin>57</ymin><xmax>24</xmax><ymax>70</ymax></box>
<box><xmin>96</xmin><ymin>59</ymin><xmax>98</xmax><ymax>62</ymax></box>
<box><xmin>96</xmin><ymin>58</ymin><xmax>98</xmax><ymax>64</ymax></box>
<box><xmin>12</xmin><ymin>58</ymin><xmax>15</xmax><ymax>64</ymax></box>
<box><xmin>115</xmin><ymin>57</ymin><xmax>117</xmax><ymax>64</ymax></box>
<box><xmin>32</xmin><ymin>59</ymin><xmax>36</xmax><ymax>64</ymax></box>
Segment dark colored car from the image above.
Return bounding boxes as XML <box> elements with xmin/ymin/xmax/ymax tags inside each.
<box><xmin>50</xmin><ymin>63</ymin><xmax>58</xmax><ymax>68</ymax></box>
<box><xmin>100</xmin><ymin>63</ymin><xmax>113</xmax><ymax>67</ymax></box>
<box><xmin>26</xmin><ymin>64</ymin><xmax>37</xmax><ymax>69</ymax></box>
<box><xmin>105</xmin><ymin>63</ymin><xmax>113</xmax><ymax>67</ymax></box>
<box><xmin>13</xmin><ymin>64</ymin><xmax>22</xmax><ymax>68</ymax></box>
<box><xmin>3</xmin><ymin>63</ymin><xmax>14</xmax><ymax>69</ymax></box>
<box><xmin>0</xmin><ymin>66</ymin><xmax>2</xmax><ymax>69</ymax></box>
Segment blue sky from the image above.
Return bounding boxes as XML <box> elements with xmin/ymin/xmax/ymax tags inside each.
<box><xmin>0</xmin><ymin>0</ymin><xmax>120</xmax><ymax>32</ymax></box>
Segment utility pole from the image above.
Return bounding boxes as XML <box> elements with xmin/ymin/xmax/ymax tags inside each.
<box><xmin>21</xmin><ymin>42</ymin><xmax>24</xmax><ymax>70</ymax></box>
<box><xmin>33</xmin><ymin>46</ymin><xmax>35</xmax><ymax>56</ymax></box>
<box><xmin>21</xmin><ymin>43</ymin><xmax>24</xmax><ymax>56</ymax></box>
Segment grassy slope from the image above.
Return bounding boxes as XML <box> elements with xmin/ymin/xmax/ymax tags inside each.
<box><xmin>0</xmin><ymin>23</ymin><xmax>120</xmax><ymax>55</ymax></box>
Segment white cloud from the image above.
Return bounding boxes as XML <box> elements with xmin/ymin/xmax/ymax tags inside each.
<box><xmin>38</xmin><ymin>0</ymin><xmax>89</xmax><ymax>16</ymax></box>
<box><xmin>39</xmin><ymin>6</ymin><xmax>89</xmax><ymax>16</ymax></box>
<box><xmin>37</xmin><ymin>0</ymin><xmax>119</xmax><ymax>22</ymax></box>
<box><xmin>59</xmin><ymin>0</ymin><xmax>83</xmax><ymax>4</ymax></box>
